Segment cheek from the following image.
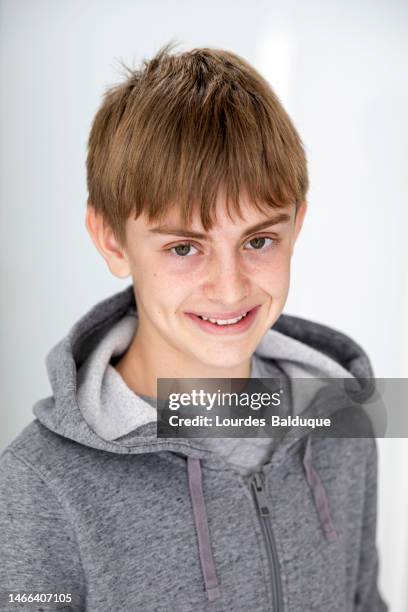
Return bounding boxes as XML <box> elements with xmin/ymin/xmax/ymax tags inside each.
<box><xmin>127</xmin><ymin>252</ymin><xmax>191</xmax><ymax>321</ymax></box>
<box><xmin>249</xmin><ymin>251</ymin><xmax>291</xmax><ymax>293</ymax></box>
<box><xmin>133</xmin><ymin>253</ymin><xmax>174</xmax><ymax>294</ymax></box>
<box><xmin>147</xmin><ymin>272</ymin><xmax>193</xmax><ymax>315</ymax></box>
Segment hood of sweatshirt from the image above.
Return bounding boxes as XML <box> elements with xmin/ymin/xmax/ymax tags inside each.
<box><xmin>33</xmin><ymin>285</ymin><xmax>373</xmax><ymax>457</ymax></box>
<box><xmin>33</xmin><ymin>282</ymin><xmax>373</xmax><ymax>464</ymax></box>
<box><xmin>32</xmin><ymin>283</ymin><xmax>375</xmax><ymax>602</ymax></box>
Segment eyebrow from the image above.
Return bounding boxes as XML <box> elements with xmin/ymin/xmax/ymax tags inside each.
<box><xmin>149</xmin><ymin>212</ymin><xmax>292</xmax><ymax>240</ymax></box>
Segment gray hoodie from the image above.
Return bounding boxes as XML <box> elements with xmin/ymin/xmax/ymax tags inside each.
<box><xmin>0</xmin><ymin>284</ymin><xmax>388</xmax><ymax>611</ymax></box>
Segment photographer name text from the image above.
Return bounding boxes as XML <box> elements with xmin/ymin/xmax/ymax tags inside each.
<box><xmin>167</xmin><ymin>414</ymin><xmax>332</xmax><ymax>429</ymax></box>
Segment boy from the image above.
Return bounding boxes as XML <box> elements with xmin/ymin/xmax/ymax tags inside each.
<box><xmin>0</xmin><ymin>43</ymin><xmax>388</xmax><ymax>611</ymax></box>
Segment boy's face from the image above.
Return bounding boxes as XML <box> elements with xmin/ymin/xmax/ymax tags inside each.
<box><xmin>88</xmin><ymin>189</ymin><xmax>306</xmax><ymax>371</ymax></box>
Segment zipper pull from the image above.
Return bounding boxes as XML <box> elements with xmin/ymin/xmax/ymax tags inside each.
<box><xmin>251</xmin><ymin>472</ymin><xmax>271</xmax><ymax>517</ymax></box>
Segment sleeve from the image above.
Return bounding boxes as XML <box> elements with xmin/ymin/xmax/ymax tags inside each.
<box><xmin>353</xmin><ymin>438</ymin><xmax>388</xmax><ymax>611</ymax></box>
<box><xmin>0</xmin><ymin>449</ymin><xmax>86</xmax><ymax>611</ymax></box>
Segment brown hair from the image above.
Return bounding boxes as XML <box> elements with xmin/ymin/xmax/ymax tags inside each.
<box><xmin>86</xmin><ymin>41</ymin><xmax>309</xmax><ymax>248</ymax></box>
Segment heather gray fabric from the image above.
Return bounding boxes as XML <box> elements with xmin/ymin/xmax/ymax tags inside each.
<box><xmin>75</xmin><ymin>309</ymin><xmax>352</xmax><ymax>476</ymax></box>
<box><xmin>0</xmin><ymin>284</ymin><xmax>388</xmax><ymax>611</ymax></box>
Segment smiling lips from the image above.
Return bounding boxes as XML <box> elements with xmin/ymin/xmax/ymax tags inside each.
<box><xmin>184</xmin><ymin>305</ymin><xmax>261</xmax><ymax>334</ymax></box>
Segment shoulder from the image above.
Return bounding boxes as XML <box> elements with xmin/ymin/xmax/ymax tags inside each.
<box><xmin>0</xmin><ymin>418</ymin><xmax>99</xmax><ymax>487</ymax></box>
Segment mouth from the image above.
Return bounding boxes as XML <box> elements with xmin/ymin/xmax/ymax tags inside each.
<box><xmin>184</xmin><ymin>305</ymin><xmax>261</xmax><ymax>335</ymax></box>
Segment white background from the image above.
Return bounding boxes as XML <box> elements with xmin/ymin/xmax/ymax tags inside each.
<box><xmin>1</xmin><ymin>1</ymin><xmax>407</xmax><ymax>609</ymax></box>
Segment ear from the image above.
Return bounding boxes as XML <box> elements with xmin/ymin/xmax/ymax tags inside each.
<box><xmin>290</xmin><ymin>200</ymin><xmax>307</xmax><ymax>254</ymax></box>
<box><xmin>85</xmin><ymin>205</ymin><xmax>131</xmax><ymax>278</ymax></box>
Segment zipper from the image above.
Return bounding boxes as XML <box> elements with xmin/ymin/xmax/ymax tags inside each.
<box><xmin>250</xmin><ymin>471</ymin><xmax>283</xmax><ymax>611</ymax></box>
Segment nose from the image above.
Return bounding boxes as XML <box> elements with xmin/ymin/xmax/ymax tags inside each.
<box><xmin>202</xmin><ymin>252</ymin><xmax>250</xmax><ymax>306</ymax></box>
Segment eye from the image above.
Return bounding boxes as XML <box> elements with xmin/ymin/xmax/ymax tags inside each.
<box><xmin>244</xmin><ymin>236</ymin><xmax>275</xmax><ymax>251</ymax></box>
<box><xmin>169</xmin><ymin>242</ymin><xmax>199</xmax><ymax>257</ymax></box>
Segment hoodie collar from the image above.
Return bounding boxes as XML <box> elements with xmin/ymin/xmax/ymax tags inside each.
<box><xmin>33</xmin><ymin>283</ymin><xmax>374</xmax><ymax>464</ymax></box>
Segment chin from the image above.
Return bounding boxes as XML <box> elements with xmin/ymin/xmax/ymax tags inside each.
<box><xmin>195</xmin><ymin>350</ymin><xmax>251</xmax><ymax>371</ymax></box>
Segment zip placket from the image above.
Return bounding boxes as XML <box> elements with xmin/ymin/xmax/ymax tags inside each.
<box><xmin>250</xmin><ymin>471</ymin><xmax>283</xmax><ymax>611</ymax></box>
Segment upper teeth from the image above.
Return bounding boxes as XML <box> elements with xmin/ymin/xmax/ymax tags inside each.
<box><xmin>200</xmin><ymin>312</ymin><xmax>248</xmax><ymax>325</ymax></box>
